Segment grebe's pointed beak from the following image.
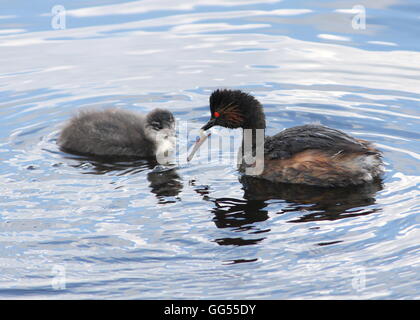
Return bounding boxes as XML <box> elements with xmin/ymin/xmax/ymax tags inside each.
<box><xmin>201</xmin><ymin>118</ymin><xmax>216</xmax><ymax>131</ymax></box>
<box><xmin>187</xmin><ymin>129</ymin><xmax>211</xmax><ymax>162</ymax></box>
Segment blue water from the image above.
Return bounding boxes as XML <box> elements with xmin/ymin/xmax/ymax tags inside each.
<box><xmin>0</xmin><ymin>0</ymin><xmax>419</xmax><ymax>299</ymax></box>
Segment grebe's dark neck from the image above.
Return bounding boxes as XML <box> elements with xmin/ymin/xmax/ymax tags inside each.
<box><xmin>242</xmin><ymin>111</ymin><xmax>266</xmax><ymax>131</ymax></box>
<box><xmin>241</xmin><ymin>103</ymin><xmax>266</xmax><ymax>155</ymax></box>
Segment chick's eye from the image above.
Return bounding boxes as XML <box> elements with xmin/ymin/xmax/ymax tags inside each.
<box><xmin>214</xmin><ymin>112</ymin><xmax>220</xmax><ymax>118</ymax></box>
<box><xmin>151</xmin><ymin>122</ymin><xmax>163</xmax><ymax>130</ymax></box>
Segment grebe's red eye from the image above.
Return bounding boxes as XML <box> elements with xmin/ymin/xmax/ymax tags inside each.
<box><xmin>214</xmin><ymin>111</ymin><xmax>220</xmax><ymax>118</ymax></box>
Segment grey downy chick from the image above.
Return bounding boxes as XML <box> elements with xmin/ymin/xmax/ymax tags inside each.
<box><xmin>58</xmin><ymin>108</ymin><xmax>175</xmax><ymax>161</ymax></box>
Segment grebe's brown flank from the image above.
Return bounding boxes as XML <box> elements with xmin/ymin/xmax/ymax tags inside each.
<box><xmin>188</xmin><ymin>89</ymin><xmax>384</xmax><ymax>187</ymax></box>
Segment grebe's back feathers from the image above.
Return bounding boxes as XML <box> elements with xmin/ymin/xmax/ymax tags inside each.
<box><xmin>264</xmin><ymin>124</ymin><xmax>379</xmax><ymax>160</ymax></box>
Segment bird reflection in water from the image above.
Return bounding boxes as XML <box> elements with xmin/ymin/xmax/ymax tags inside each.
<box><xmin>192</xmin><ymin>177</ymin><xmax>383</xmax><ymax>247</ymax></box>
<box><xmin>190</xmin><ymin>179</ymin><xmax>270</xmax><ymax>247</ymax></box>
<box><xmin>147</xmin><ymin>168</ymin><xmax>182</xmax><ymax>200</ymax></box>
<box><xmin>62</xmin><ymin>153</ymin><xmax>183</xmax><ymax>200</ymax></box>
<box><xmin>240</xmin><ymin>176</ymin><xmax>383</xmax><ymax>223</ymax></box>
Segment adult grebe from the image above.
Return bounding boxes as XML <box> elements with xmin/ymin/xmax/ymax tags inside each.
<box><xmin>58</xmin><ymin>108</ymin><xmax>175</xmax><ymax>159</ymax></box>
<box><xmin>188</xmin><ymin>89</ymin><xmax>384</xmax><ymax>187</ymax></box>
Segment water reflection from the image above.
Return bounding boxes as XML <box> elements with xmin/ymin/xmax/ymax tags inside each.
<box><xmin>211</xmin><ymin>197</ymin><xmax>269</xmax><ymax>246</ymax></box>
<box><xmin>240</xmin><ymin>175</ymin><xmax>383</xmax><ymax>222</ymax></box>
<box><xmin>63</xmin><ymin>153</ymin><xmax>156</xmax><ymax>174</ymax></box>
<box><xmin>147</xmin><ymin>169</ymin><xmax>182</xmax><ymax>198</ymax></box>
<box><xmin>195</xmin><ymin>175</ymin><xmax>383</xmax><ymax>246</ymax></box>
<box><xmin>62</xmin><ymin>153</ymin><xmax>183</xmax><ymax>198</ymax></box>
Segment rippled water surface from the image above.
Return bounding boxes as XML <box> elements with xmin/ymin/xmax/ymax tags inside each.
<box><xmin>0</xmin><ymin>0</ymin><xmax>419</xmax><ymax>299</ymax></box>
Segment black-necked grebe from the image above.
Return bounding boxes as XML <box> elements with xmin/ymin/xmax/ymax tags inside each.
<box><xmin>188</xmin><ymin>89</ymin><xmax>384</xmax><ymax>187</ymax></box>
<box><xmin>58</xmin><ymin>108</ymin><xmax>175</xmax><ymax>159</ymax></box>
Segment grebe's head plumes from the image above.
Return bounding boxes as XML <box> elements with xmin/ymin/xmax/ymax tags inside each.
<box><xmin>201</xmin><ymin>89</ymin><xmax>266</xmax><ymax>131</ymax></box>
<box><xmin>188</xmin><ymin>89</ymin><xmax>265</xmax><ymax>162</ymax></box>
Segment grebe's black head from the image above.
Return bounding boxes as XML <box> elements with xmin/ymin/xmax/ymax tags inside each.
<box><xmin>201</xmin><ymin>89</ymin><xmax>266</xmax><ymax>131</ymax></box>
